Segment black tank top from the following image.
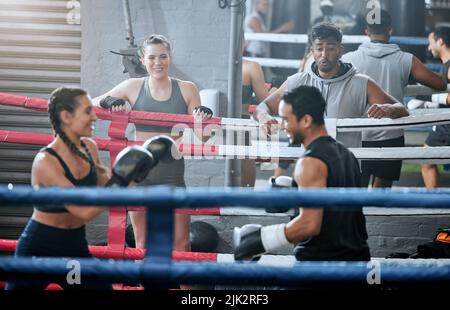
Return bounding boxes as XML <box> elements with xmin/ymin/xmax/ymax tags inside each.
<box><xmin>34</xmin><ymin>147</ymin><xmax>97</xmax><ymax>213</ymax></box>
<box><xmin>294</xmin><ymin>136</ymin><xmax>371</xmax><ymax>261</ymax></box>
<box><xmin>438</xmin><ymin>60</ymin><xmax>450</xmax><ymax>131</ymax></box>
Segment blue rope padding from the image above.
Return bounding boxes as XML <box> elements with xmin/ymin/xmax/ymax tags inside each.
<box><xmin>390</xmin><ymin>36</ymin><xmax>428</xmax><ymax>46</ymax></box>
<box><xmin>0</xmin><ymin>258</ymin><xmax>449</xmax><ymax>285</ymax></box>
<box><xmin>2</xmin><ymin>186</ymin><xmax>450</xmax><ymax>209</ymax></box>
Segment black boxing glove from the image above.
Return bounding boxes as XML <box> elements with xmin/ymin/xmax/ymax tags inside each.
<box><xmin>233</xmin><ymin>223</ymin><xmax>290</xmax><ymax>260</ymax></box>
<box><xmin>106</xmin><ymin>145</ymin><xmax>155</xmax><ymax>187</ymax></box>
<box><xmin>194</xmin><ymin>106</ymin><xmax>213</xmax><ymax>117</ymax></box>
<box><xmin>270</xmin><ymin>175</ymin><xmax>297</xmax><ymax>188</ymax></box>
<box><xmin>99</xmin><ymin>96</ymin><xmax>127</xmax><ymax>109</ymax></box>
<box><xmin>265</xmin><ymin>176</ymin><xmax>298</xmax><ymax>213</ymax></box>
<box><xmin>143</xmin><ymin>135</ymin><xmax>178</xmax><ymax>165</ymax></box>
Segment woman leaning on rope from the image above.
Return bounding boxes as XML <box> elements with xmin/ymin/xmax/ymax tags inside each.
<box><xmin>92</xmin><ymin>34</ymin><xmax>212</xmax><ymax>252</ymax></box>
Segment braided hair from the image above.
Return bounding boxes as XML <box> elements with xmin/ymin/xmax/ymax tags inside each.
<box><xmin>48</xmin><ymin>87</ymin><xmax>95</xmax><ymax>166</ymax></box>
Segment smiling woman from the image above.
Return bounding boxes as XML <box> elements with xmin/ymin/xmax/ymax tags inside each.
<box><xmin>6</xmin><ymin>87</ymin><xmax>111</xmax><ymax>290</ymax></box>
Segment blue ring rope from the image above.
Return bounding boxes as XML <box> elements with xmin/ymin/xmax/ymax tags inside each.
<box><xmin>0</xmin><ymin>258</ymin><xmax>449</xmax><ymax>285</ymax></box>
<box><xmin>390</xmin><ymin>36</ymin><xmax>428</xmax><ymax>46</ymax></box>
<box><xmin>2</xmin><ymin>186</ymin><xmax>450</xmax><ymax>209</ymax></box>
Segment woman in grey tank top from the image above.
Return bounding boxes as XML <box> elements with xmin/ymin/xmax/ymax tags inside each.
<box><xmin>93</xmin><ymin>35</ymin><xmax>212</xmax><ymax>254</ymax></box>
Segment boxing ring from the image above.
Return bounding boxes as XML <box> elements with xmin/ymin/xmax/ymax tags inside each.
<box><xmin>1</xmin><ymin>186</ymin><xmax>450</xmax><ymax>287</ymax></box>
<box><xmin>1</xmin><ymin>91</ymin><xmax>450</xmax><ymax>288</ymax></box>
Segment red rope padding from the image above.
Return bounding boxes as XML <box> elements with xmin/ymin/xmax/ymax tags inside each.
<box><xmin>178</xmin><ymin>143</ymin><xmax>220</xmax><ymax>156</ymax></box>
<box><xmin>0</xmin><ymin>240</ymin><xmax>218</xmax><ymax>261</ymax></box>
<box><xmin>0</xmin><ymin>92</ymin><xmax>47</xmax><ymax>111</ymax></box>
<box><xmin>175</xmin><ymin>208</ymin><xmax>221</xmax><ymax>215</ymax></box>
<box><xmin>0</xmin><ymin>282</ymin><xmax>146</xmax><ymax>290</ymax></box>
<box><xmin>0</xmin><ymin>130</ymin><xmax>53</xmax><ymax>145</ymax></box>
<box><xmin>0</xmin><ymin>129</ymin><xmax>259</xmax><ymax>159</ymax></box>
<box><xmin>0</xmin><ymin>129</ymin><xmax>139</xmax><ymax>151</ymax></box>
<box><xmin>0</xmin><ymin>92</ymin><xmax>223</xmax><ymax>128</ymax></box>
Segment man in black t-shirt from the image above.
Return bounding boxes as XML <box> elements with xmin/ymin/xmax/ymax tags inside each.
<box><xmin>233</xmin><ymin>86</ymin><xmax>370</xmax><ymax>261</ymax></box>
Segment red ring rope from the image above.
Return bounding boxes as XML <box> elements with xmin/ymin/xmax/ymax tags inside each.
<box><xmin>0</xmin><ymin>239</ymin><xmax>218</xmax><ymax>261</ymax></box>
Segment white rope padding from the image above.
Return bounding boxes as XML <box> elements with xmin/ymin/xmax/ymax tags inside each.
<box><xmin>404</xmin><ymin>84</ymin><xmax>450</xmax><ymax>96</ymax></box>
<box><xmin>245</xmin><ymin>56</ymin><xmax>301</xmax><ymax>69</ymax></box>
<box><xmin>219</xmin><ymin>207</ymin><xmax>296</xmax><ymax>217</ymax></box>
<box><xmin>245</xmin><ymin>33</ymin><xmax>370</xmax><ymax>44</ymax></box>
<box><xmin>351</xmin><ymin>147</ymin><xmax>450</xmax><ymax>164</ymax></box>
<box><xmin>219</xmin><ymin>111</ymin><xmax>450</xmax><ymax>132</ymax></box>
<box><xmin>217</xmin><ymin>252</ymin><xmax>450</xmax><ymax>266</ymax></box>
<box><xmin>183</xmin><ymin>145</ymin><xmax>450</xmax><ymax>164</ymax></box>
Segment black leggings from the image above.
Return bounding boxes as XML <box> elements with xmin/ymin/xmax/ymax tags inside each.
<box><xmin>6</xmin><ymin>219</ymin><xmax>112</xmax><ymax>290</ymax></box>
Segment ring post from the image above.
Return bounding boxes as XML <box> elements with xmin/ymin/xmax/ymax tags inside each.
<box><xmin>106</xmin><ymin>112</ymin><xmax>130</xmax><ymax>259</ymax></box>
<box><xmin>225</xmin><ymin>0</ymin><xmax>245</xmax><ymax>187</ymax></box>
<box><xmin>143</xmin><ymin>187</ymin><xmax>174</xmax><ymax>289</ymax></box>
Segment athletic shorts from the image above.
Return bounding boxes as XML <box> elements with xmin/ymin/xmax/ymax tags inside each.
<box><xmin>6</xmin><ymin>219</ymin><xmax>112</xmax><ymax>290</ymax></box>
<box><xmin>426</xmin><ymin>125</ymin><xmax>450</xmax><ymax>147</ymax></box>
<box><xmin>361</xmin><ymin>136</ymin><xmax>404</xmax><ymax>181</ymax></box>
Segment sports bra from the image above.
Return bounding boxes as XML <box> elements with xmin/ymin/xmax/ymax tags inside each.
<box><xmin>34</xmin><ymin>147</ymin><xmax>97</xmax><ymax>213</ymax></box>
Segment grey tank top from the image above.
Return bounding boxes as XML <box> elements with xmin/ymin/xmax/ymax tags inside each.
<box><xmin>287</xmin><ymin>63</ymin><xmax>369</xmax><ymax>148</ymax></box>
<box><xmin>341</xmin><ymin>42</ymin><xmax>412</xmax><ymax>141</ymax></box>
<box><xmin>133</xmin><ymin>77</ymin><xmax>188</xmax><ymax>132</ymax></box>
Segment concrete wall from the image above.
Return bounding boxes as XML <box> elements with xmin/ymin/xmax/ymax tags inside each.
<box><xmin>81</xmin><ymin>0</ymin><xmax>230</xmax><ymax>96</ymax></box>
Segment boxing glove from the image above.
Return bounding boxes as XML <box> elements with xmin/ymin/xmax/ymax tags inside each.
<box><xmin>106</xmin><ymin>145</ymin><xmax>155</xmax><ymax>187</ymax></box>
<box><xmin>193</xmin><ymin>106</ymin><xmax>213</xmax><ymax>117</ymax></box>
<box><xmin>233</xmin><ymin>223</ymin><xmax>290</xmax><ymax>260</ymax></box>
<box><xmin>265</xmin><ymin>176</ymin><xmax>297</xmax><ymax>213</ymax></box>
<box><xmin>99</xmin><ymin>96</ymin><xmax>127</xmax><ymax>109</ymax></box>
<box><xmin>143</xmin><ymin>135</ymin><xmax>178</xmax><ymax>164</ymax></box>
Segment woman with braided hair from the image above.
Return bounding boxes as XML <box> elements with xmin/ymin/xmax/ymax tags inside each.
<box><xmin>6</xmin><ymin>87</ymin><xmax>112</xmax><ymax>290</ymax></box>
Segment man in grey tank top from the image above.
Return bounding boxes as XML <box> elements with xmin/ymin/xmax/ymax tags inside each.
<box><xmin>342</xmin><ymin>9</ymin><xmax>447</xmax><ymax>188</ymax></box>
<box><xmin>254</xmin><ymin>22</ymin><xmax>409</xmax><ymax>150</ymax></box>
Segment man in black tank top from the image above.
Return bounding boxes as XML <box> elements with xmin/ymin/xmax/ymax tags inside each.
<box><xmin>420</xmin><ymin>26</ymin><xmax>450</xmax><ymax>188</ymax></box>
<box><xmin>234</xmin><ymin>86</ymin><xmax>370</xmax><ymax>261</ymax></box>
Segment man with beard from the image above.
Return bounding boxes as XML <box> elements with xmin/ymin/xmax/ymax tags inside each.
<box><xmin>234</xmin><ymin>86</ymin><xmax>370</xmax><ymax>261</ymax></box>
<box><xmin>254</xmin><ymin>22</ymin><xmax>409</xmax><ymax>148</ymax></box>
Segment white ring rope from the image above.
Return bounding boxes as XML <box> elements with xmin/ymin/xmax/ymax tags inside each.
<box><xmin>219</xmin><ymin>110</ymin><xmax>450</xmax><ymax>132</ymax></box>
<box><xmin>245</xmin><ymin>56</ymin><xmax>301</xmax><ymax>69</ymax></box>
<box><xmin>244</xmin><ymin>33</ymin><xmax>370</xmax><ymax>44</ymax></box>
<box><xmin>404</xmin><ymin>84</ymin><xmax>450</xmax><ymax>97</ymax></box>
<box><xmin>183</xmin><ymin>144</ymin><xmax>450</xmax><ymax>164</ymax></box>
<box><xmin>216</xmin><ymin>253</ymin><xmax>450</xmax><ymax>267</ymax></box>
